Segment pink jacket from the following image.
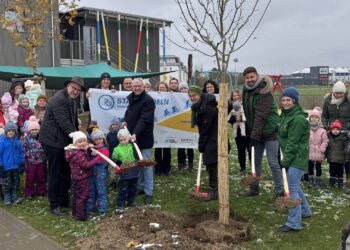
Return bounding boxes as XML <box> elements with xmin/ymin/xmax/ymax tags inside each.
<box><xmin>309</xmin><ymin>127</ymin><xmax>329</xmax><ymax>162</ymax></box>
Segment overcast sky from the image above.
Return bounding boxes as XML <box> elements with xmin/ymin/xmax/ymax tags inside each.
<box><xmin>78</xmin><ymin>0</ymin><xmax>350</xmax><ymax>74</ymax></box>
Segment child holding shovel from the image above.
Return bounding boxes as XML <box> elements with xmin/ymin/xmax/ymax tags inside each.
<box><xmin>277</xmin><ymin>87</ymin><xmax>312</xmax><ymax>233</ymax></box>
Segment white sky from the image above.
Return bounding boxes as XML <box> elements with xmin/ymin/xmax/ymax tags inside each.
<box><xmin>78</xmin><ymin>0</ymin><xmax>350</xmax><ymax>74</ymax></box>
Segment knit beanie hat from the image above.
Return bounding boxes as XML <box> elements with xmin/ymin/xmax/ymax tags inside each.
<box><xmin>69</xmin><ymin>131</ymin><xmax>87</xmax><ymax>145</ymax></box>
<box><xmin>329</xmin><ymin>119</ymin><xmax>342</xmax><ymax>131</ymax></box>
<box><xmin>309</xmin><ymin>108</ymin><xmax>321</xmax><ymax>120</ymax></box>
<box><xmin>5</xmin><ymin>121</ymin><xmax>17</xmax><ymax>135</ymax></box>
<box><xmin>1</xmin><ymin>92</ymin><xmax>12</xmax><ymax>105</ymax></box>
<box><xmin>117</xmin><ymin>128</ymin><xmax>131</xmax><ymax>140</ymax></box>
<box><xmin>111</xmin><ymin>116</ymin><xmax>122</xmax><ymax>125</ymax></box>
<box><xmin>91</xmin><ymin>129</ymin><xmax>105</xmax><ymax>141</ymax></box>
<box><xmin>37</xmin><ymin>94</ymin><xmax>48</xmax><ymax>102</ymax></box>
<box><xmin>179</xmin><ymin>82</ymin><xmax>189</xmax><ymax>90</ymax></box>
<box><xmin>100</xmin><ymin>72</ymin><xmax>111</xmax><ymax>80</ymax></box>
<box><xmin>281</xmin><ymin>87</ymin><xmax>299</xmax><ymax>104</ymax></box>
<box><xmin>232</xmin><ymin>101</ymin><xmax>241</xmax><ymax>111</ymax></box>
<box><xmin>18</xmin><ymin>94</ymin><xmax>29</xmax><ymax>105</ymax></box>
<box><xmin>24</xmin><ymin>80</ymin><xmax>34</xmax><ymax>88</ymax></box>
<box><xmin>333</xmin><ymin>81</ymin><xmax>346</xmax><ymax>93</ymax></box>
<box><xmin>188</xmin><ymin>85</ymin><xmax>202</xmax><ymax>96</ymax></box>
<box><xmin>27</xmin><ymin>116</ymin><xmax>40</xmax><ymax>131</ymax></box>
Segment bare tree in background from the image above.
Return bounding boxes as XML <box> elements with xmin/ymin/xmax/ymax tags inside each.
<box><xmin>175</xmin><ymin>0</ymin><xmax>272</xmax><ymax>225</ymax></box>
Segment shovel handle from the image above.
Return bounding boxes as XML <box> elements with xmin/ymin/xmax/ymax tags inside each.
<box><xmin>282</xmin><ymin>167</ymin><xmax>290</xmax><ymax>198</ymax></box>
<box><xmin>195</xmin><ymin>153</ymin><xmax>203</xmax><ymax>193</ymax></box>
<box><xmin>123</xmin><ymin>126</ymin><xmax>144</xmax><ymax>160</ymax></box>
<box><xmin>90</xmin><ymin>148</ymin><xmax>120</xmax><ymax>172</ymax></box>
<box><xmin>251</xmin><ymin>146</ymin><xmax>256</xmax><ymax>177</ymax></box>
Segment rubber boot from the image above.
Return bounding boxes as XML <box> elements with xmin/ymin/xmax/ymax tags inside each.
<box><xmin>315</xmin><ymin>176</ymin><xmax>322</xmax><ymax>188</ymax></box>
<box><xmin>338</xmin><ymin>178</ymin><xmax>344</xmax><ymax>188</ymax></box>
<box><xmin>241</xmin><ymin>182</ymin><xmax>259</xmax><ymax>197</ymax></box>
<box><xmin>308</xmin><ymin>175</ymin><xmax>315</xmax><ymax>188</ymax></box>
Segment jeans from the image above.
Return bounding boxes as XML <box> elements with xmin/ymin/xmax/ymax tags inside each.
<box><xmin>2</xmin><ymin>169</ymin><xmax>19</xmax><ymax>203</ymax></box>
<box><xmin>117</xmin><ymin>178</ymin><xmax>138</xmax><ymax>207</ymax></box>
<box><xmin>285</xmin><ymin>167</ymin><xmax>312</xmax><ymax>229</ymax></box>
<box><xmin>138</xmin><ymin>148</ymin><xmax>154</xmax><ymax>196</ymax></box>
<box><xmin>254</xmin><ymin>140</ymin><xmax>283</xmax><ymax>194</ymax></box>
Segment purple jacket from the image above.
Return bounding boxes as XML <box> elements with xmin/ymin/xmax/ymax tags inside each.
<box><xmin>309</xmin><ymin>127</ymin><xmax>329</xmax><ymax>162</ymax></box>
<box><xmin>17</xmin><ymin>105</ymin><xmax>33</xmax><ymax>129</ymax></box>
<box><xmin>65</xmin><ymin>146</ymin><xmax>101</xmax><ymax>181</ymax></box>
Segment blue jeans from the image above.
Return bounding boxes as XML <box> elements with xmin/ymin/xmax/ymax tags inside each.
<box><xmin>138</xmin><ymin>148</ymin><xmax>154</xmax><ymax>196</ymax></box>
<box><xmin>254</xmin><ymin>140</ymin><xmax>283</xmax><ymax>194</ymax></box>
<box><xmin>2</xmin><ymin>169</ymin><xmax>19</xmax><ymax>203</ymax></box>
<box><xmin>285</xmin><ymin>167</ymin><xmax>312</xmax><ymax>229</ymax></box>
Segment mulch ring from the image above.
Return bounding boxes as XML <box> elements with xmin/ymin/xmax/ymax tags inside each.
<box><xmin>76</xmin><ymin>208</ymin><xmax>251</xmax><ymax>250</ymax></box>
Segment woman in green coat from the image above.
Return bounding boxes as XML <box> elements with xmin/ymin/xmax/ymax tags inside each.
<box><xmin>277</xmin><ymin>87</ymin><xmax>312</xmax><ymax>233</ymax></box>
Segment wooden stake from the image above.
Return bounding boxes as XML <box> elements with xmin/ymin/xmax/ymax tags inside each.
<box><xmin>218</xmin><ymin>73</ymin><xmax>229</xmax><ymax>225</ymax></box>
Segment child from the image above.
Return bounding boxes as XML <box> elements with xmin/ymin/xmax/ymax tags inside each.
<box><xmin>86</xmin><ymin>120</ymin><xmax>99</xmax><ymax>142</ymax></box>
<box><xmin>26</xmin><ymin>83</ymin><xmax>42</xmax><ymax>108</ymax></box>
<box><xmin>308</xmin><ymin>108</ymin><xmax>329</xmax><ymax>188</ymax></box>
<box><xmin>17</xmin><ymin>94</ymin><xmax>33</xmax><ymax>135</ymax></box>
<box><xmin>1</xmin><ymin>92</ymin><xmax>18</xmax><ymax>124</ymax></box>
<box><xmin>22</xmin><ymin>116</ymin><xmax>46</xmax><ymax>199</ymax></box>
<box><xmin>0</xmin><ymin>121</ymin><xmax>24</xmax><ymax>205</ymax></box>
<box><xmin>65</xmin><ymin>131</ymin><xmax>103</xmax><ymax>221</ymax></box>
<box><xmin>326</xmin><ymin>120</ymin><xmax>347</xmax><ymax>187</ymax></box>
<box><xmin>112</xmin><ymin>129</ymin><xmax>140</xmax><ymax>213</ymax></box>
<box><xmin>24</xmin><ymin>80</ymin><xmax>33</xmax><ymax>92</ymax></box>
<box><xmin>106</xmin><ymin>116</ymin><xmax>122</xmax><ymax>155</ymax></box>
<box><xmin>86</xmin><ymin>129</ymin><xmax>109</xmax><ymax>216</ymax></box>
<box><xmin>228</xmin><ymin>101</ymin><xmax>246</xmax><ymax>138</ymax></box>
<box><xmin>33</xmin><ymin>94</ymin><xmax>48</xmax><ymax>124</ymax></box>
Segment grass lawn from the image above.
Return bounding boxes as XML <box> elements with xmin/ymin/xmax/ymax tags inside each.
<box><xmin>2</xmin><ymin>142</ymin><xmax>349</xmax><ymax>249</ymax></box>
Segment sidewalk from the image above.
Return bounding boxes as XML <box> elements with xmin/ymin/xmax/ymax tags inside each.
<box><xmin>0</xmin><ymin>208</ymin><xmax>65</xmax><ymax>250</ymax></box>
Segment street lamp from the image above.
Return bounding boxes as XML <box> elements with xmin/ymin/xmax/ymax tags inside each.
<box><xmin>233</xmin><ymin>58</ymin><xmax>238</xmax><ymax>89</ymax></box>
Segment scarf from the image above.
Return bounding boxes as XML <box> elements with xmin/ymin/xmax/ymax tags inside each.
<box><xmin>244</xmin><ymin>76</ymin><xmax>263</xmax><ymax>91</ymax></box>
<box><xmin>330</xmin><ymin>93</ymin><xmax>344</xmax><ymax>106</ymax></box>
<box><xmin>190</xmin><ymin>100</ymin><xmax>202</xmax><ymax>128</ymax></box>
<box><xmin>310</xmin><ymin>123</ymin><xmax>320</xmax><ymax>131</ymax></box>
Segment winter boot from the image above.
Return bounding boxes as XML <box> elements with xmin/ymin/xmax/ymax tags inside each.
<box><xmin>188</xmin><ymin>163</ymin><xmax>194</xmax><ymax>172</ymax></box>
<box><xmin>308</xmin><ymin>175</ymin><xmax>315</xmax><ymax>188</ymax></box>
<box><xmin>303</xmin><ymin>173</ymin><xmax>309</xmax><ymax>182</ymax></box>
<box><xmin>240</xmin><ymin>181</ymin><xmax>259</xmax><ymax>197</ymax></box>
<box><xmin>329</xmin><ymin>177</ymin><xmax>336</xmax><ymax>187</ymax></box>
<box><xmin>338</xmin><ymin>178</ymin><xmax>344</xmax><ymax>188</ymax></box>
<box><xmin>205</xmin><ymin>187</ymin><xmax>218</xmax><ymax>201</ymax></box>
<box><xmin>178</xmin><ymin>163</ymin><xmax>185</xmax><ymax>171</ymax></box>
<box><xmin>315</xmin><ymin>176</ymin><xmax>322</xmax><ymax>188</ymax></box>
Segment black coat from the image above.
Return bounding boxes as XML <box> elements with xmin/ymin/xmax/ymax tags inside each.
<box><xmin>322</xmin><ymin>93</ymin><xmax>350</xmax><ymax>130</ymax></box>
<box><xmin>124</xmin><ymin>91</ymin><xmax>155</xmax><ymax>149</ymax></box>
<box><xmin>40</xmin><ymin>89</ymin><xmax>79</xmax><ymax>149</ymax></box>
<box><xmin>196</xmin><ymin>94</ymin><xmax>218</xmax><ymax>165</ymax></box>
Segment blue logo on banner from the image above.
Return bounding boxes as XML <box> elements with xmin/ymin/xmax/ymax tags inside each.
<box><xmin>185</xmin><ymin>100</ymin><xmax>191</xmax><ymax>109</ymax></box>
<box><xmin>98</xmin><ymin>95</ymin><xmax>114</xmax><ymax>110</ymax></box>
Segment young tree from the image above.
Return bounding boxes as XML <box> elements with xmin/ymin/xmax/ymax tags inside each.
<box><xmin>0</xmin><ymin>0</ymin><xmax>79</xmax><ymax>74</ymax></box>
<box><xmin>175</xmin><ymin>0</ymin><xmax>272</xmax><ymax>225</ymax></box>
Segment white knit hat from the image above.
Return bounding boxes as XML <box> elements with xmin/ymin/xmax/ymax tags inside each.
<box><xmin>333</xmin><ymin>81</ymin><xmax>346</xmax><ymax>93</ymax></box>
<box><xmin>24</xmin><ymin>80</ymin><xmax>34</xmax><ymax>88</ymax></box>
<box><xmin>179</xmin><ymin>82</ymin><xmax>189</xmax><ymax>90</ymax></box>
<box><xmin>117</xmin><ymin>128</ymin><xmax>131</xmax><ymax>140</ymax></box>
<box><xmin>69</xmin><ymin>131</ymin><xmax>87</xmax><ymax>145</ymax></box>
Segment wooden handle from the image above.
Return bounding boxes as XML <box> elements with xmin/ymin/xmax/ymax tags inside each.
<box><xmin>123</xmin><ymin>125</ymin><xmax>144</xmax><ymax>160</ymax></box>
<box><xmin>90</xmin><ymin>148</ymin><xmax>120</xmax><ymax>171</ymax></box>
<box><xmin>195</xmin><ymin>153</ymin><xmax>203</xmax><ymax>193</ymax></box>
<box><xmin>251</xmin><ymin>146</ymin><xmax>256</xmax><ymax>177</ymax></box>
<box><xmin>282</xmin><ymin>168</ymin><xmax>290</xmax><ymax>197</ymax></box>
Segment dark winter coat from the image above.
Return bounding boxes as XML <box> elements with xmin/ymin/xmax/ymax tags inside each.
<box><xmin>278</xmin><ymin>104</ymin><xmax>310</xmax><ymax>170</ymax></box>
<box><xmin>322</xmin><ymin>92</ymin><xmax>350</xmax><ymax>130</ymax></box>
<box><xmin>326</xmin><ymin>133</ymin><xmax>347</xmax><ymax>164</ymax></box>
<box><xmin>17</xmin><ymin>105</ymin><xmax>33</xmax><ymax>129</ymax></box>
<box><xmin>39</xmin><ymin>89</ymin><xmax>79</xmax><ymax>149</ymax></box>
<box><xmin>65</xmin><ymin>146</ymin><xmax>101</xmax><ymax>181</ymax></box>
<box><xmin>242</xmin><ymin>76</ymin><xmax>279</xmax><ymax>142</ymax></box>
<box><xmin>195</xmin><ymin>94</ymin><xmax>218</xmax><ymax>165</ymax></box>
<box><xmin>124</xmin><ymin>91</ymin><xmax>155</xmax><ymax>149</ymax></box>
<box><xmin>22</xmin><ymin>135</ymin><xmax>45</xmax><ymax>165</ymax></box>
<box><xmin>106</xmin><ymin>128</ymin><xmax>120</xmax><ymax>154</ymax></box>
<box><xmin>0</xmin><ymin>134</ymin><xmax>25</xmax><ymax>171</ymax></box>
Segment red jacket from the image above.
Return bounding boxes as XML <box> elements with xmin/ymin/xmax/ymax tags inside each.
<box><xmin>65</xmin><ymin>146</ymin><xmax>101</xmax><ymax>181</ymax></box>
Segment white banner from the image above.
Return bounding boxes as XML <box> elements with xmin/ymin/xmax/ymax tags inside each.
<box><xmin>89</xmin><ymin>89</ymin><xmax>199</xmax><ymax>148</ymax></box>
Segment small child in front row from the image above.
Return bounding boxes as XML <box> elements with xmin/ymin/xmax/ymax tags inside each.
<box><xmin>307</xmin><ymin>108</ymin><xmax>329</xmax><ymax>188</ymax></box>
<box><xmin>326</xmin><ymin>120</ymin><xmax>347</xmax><ymax>187</ymax></box>
<box><xmin>65</xmin><ymin>131</ymin><xmax>103</xmax><ymax>221</ymax></box>
<box><xmin>0</xmin><ymin>122</ymin><xmax>24</xmax><ymax>205</ymax></box>
<box><xmin>112</xmin><ymin>129</ymin><xmax>140</xmax><ymax>213</ymax></box>
<box><xmin>22</xmin><ymin>116</ymin><xmax>46</xmax><ymax>199</ymax></box>
<box><xmin>228</xmin><ymin>101</ymin><xmax>246</xmax><ymax>138</ymax></box>
<box><xmin>86</xmin><ymin>129</ymin><xmax>109</xmax><ymax>216</ymax></box>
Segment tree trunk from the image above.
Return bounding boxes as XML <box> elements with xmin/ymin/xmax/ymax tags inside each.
<box><xmin>218</xmin><ymin>71</ymin><xmax>229</xmax><ymax>225</ymax></box>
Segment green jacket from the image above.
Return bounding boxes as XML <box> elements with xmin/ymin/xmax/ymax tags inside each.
<box><xmin>278</xmin><ymin>104</ymin><xmax>310</xmax><ymax>170</ymax></box>
<box><xmin>242</xmin><ymin>76</ymin><xmax>280</xmax><ymax>142</ymax></box>
<box><xmin>112</xmin><ymin>143</ymin><xmax>135</xmax><ymax>162</ymax></box>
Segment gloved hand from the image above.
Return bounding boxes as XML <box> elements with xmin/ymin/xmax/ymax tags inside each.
<box><xmin>198</xmin><ymin>144</ymin><xmax>205</xmax><ymax>153</ymax></box>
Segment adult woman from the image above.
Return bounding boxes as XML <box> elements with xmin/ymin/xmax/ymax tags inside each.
<box><xmin>9</xmin><ymin>79</ymin><xmax>26</xmax><ymax>105</ymax></box>
<box><xmin>202</xmin><ymin>80</ymin><xmax>219</xmax><ymax>94</ymax></box>
<box><xmin>277</xmin><ymin>87</ymin><xmax>312</xmax><ymax>233</ymax></box>
<box><xmin>228</xmin><ymin>90</ymin><xmax>251</xmax><ymax>175</ymax></box>
<box><xmin>154</xmin><ymin>82</ymin><xmax>172</xmax><ymax>176</ymax></box>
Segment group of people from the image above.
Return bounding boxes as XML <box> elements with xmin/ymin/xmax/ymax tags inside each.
<box><xmin>1</xmin><ymin>66</ymin><xmax>349</xmax><ymax>232</ymax></box>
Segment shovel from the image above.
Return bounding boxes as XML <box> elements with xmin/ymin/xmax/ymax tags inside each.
<box><xmin>188</xmin><ymin>153</ymin><xmax>209</xmax><ymax>200</ymax></box>
<box><xmin>274</xmin><ymin>149</ymin><xmax>301</xmax><ymax>209</ymax></box>
<box><xmin>240</xmin><ymin>146</ymin><xmax>260</xmax><ymax>187</ymax></box>
<box><xmin>90</xmin><ymin>148</ymin><xmax>121</xmax><ymax>172</ymax></box>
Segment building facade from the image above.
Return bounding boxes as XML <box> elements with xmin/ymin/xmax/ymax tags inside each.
<box><xmin>159</xmin><ymin>55</ymin><xmax>187</xmax><ymax>83</ymax></box>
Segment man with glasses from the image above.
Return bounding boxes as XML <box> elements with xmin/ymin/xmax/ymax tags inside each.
<box><xmin>40</xmin><ymin>77</ymin><xmax>86</xmax><ymax>216</ymax></box>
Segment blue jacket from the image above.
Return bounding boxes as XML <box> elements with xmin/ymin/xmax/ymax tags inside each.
<box><xmin>0</xmin><ymin>135</ymin><xmax>25</xmax><ymax>171</ymax></box>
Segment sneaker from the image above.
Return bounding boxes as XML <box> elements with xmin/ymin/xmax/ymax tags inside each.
<box><xmin>276</xmin><ymin>225</ymin><xmax>300</xmax><ymax>233</ymax></box>
<box><xmin>144</xmin><ymin>195</ymin><xmax>153</xmax><ymax>205</ymax></box>
<box><xmin>4</xmin><ymin>201</ymin><xmax>11</xmax><ymax>206</ymax></box>
<box><xmin>115</xmin><ymin>207</ymin><xmax>125</xmax><ymax>214</ymax></box>
<box><xmin>127</xmin><ymin>202</ymin><xmax>137</xmax><ymax>208</ymax></box>
<box><xmin>13</xmin><ymin>198</ymin><xmax>22</xmax><ymax>204</ymax></box>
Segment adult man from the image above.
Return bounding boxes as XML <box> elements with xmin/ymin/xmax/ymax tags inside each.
<box><xmin>241</xmin><ymin>66</ymin><xmax>283</xmax><ymax>197</ymax></box>
<box><xmin>124</xmin><ymin>78</ymin><xmax>155</xmax><ymax>205</ymax></box>
<box><xmin>169</xmin><ymin>77</ymin><xmax>179</xmax><ymax>92</ymax></box>
<box><xmin>188</xmin><ymin>85</ymin><xmax>218</xmax><ymax>200</ymax></box>
<box><xmin>122</xmin><ymin>77</ymin><xmax>133</xmax><ymax>91</ymax></box>
<box><xmin>40</xmin><ymin>77</ymin><xmax>86</xmax><ymax>216</ymax></box>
